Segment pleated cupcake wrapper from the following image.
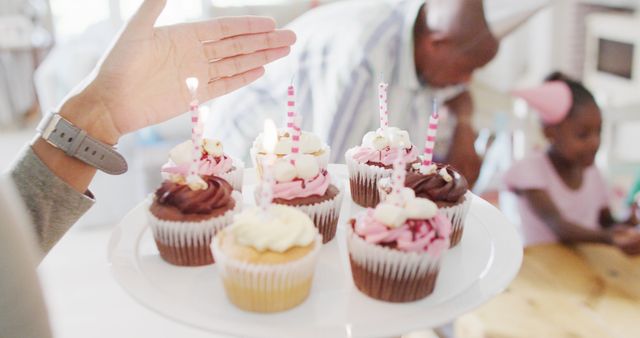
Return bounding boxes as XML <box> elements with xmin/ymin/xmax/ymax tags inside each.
<box><xmin>211</xmin><ymin>235</ymin><xmax>323</xmax><ymax>313</ymax></box>
<box><xmin>379</xmin><ymin>181</ymin><xmax>472</xmax><ymax>248</ymax></box>
<box><xmin>345</xmin><ymin>148</ymin><xmax>392</xmax><ymax>208</ymax></box>
<box><xmin>147</xmin><ymin>191</ymin><xmax>243</xmax><ymax>266</ymax></box>
<box><xmin>347</xmin><ymin>226</ymin><xmax>443</xmax><ymax>302</ymax></box>
<box><xmin>219</xmin><ymin>159</ymin><xmax>244</xmax><ymax>191</ymax></box>
<box><xmin>249</xmin><ymin>146</ymin><xmax>331</xmax><ymax>179</ymax></box>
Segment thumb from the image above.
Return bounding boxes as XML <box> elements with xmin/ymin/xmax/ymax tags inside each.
<box><xmin>128</xmin><ymin>0</ymin><xmax>166</xmax><ymax>31</ymax></box>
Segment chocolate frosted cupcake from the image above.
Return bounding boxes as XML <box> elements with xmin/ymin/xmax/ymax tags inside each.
<box><xmin>162</xmin><ymin>138</ymin><xmax>244</xmax><ymax>191</ymax></box>
<box><xmin>345</xmin><ymin>127</ymin><xmax>418</xmax><ymax>207</ymax></box>
<box><xmin>254</xmin><ymin>154</ymin><xmax>342</xmax><ymax>243</ymax></box>
<box><xmin>148</xmin><ymin>175</ymin><xmax>242</xmax><ymax>266</ymax></box>
<box><xmin>347</xmin><ymin>188</ymin><xmax>452</xmax><ymax>302</ymax></box>
<box><xmin>379</xmin><ymin>162</ymin><xmax>471</xmax><ymax>247</ymax></box>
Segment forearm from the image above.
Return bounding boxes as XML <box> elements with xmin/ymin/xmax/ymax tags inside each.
<box><xmin>547</xmin><ymin>217</ymin><xmax>611</xmax><ymax>244</ymax></box>
<box><xmin>445</xmin><ymin>119</ymin><xmax>481</xmax><ymax>187</ymax></box>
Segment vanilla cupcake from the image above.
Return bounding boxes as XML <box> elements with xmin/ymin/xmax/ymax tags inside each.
<box><xmin>162</xmin><ymin>138</ymin><xmax>244</xmax><ymax>191</ymax></box>
<box><xmin>254</xmin><ymin>154</ymin><xmax>342</xmax><ymax>243</ymax></box>
<box><xmin>148</xmin><ymin>175</ymin><xmax>242</xmax><ymax>266</ymax></box>
<box><xmin>348</xmin><ymin>188</ymin><xmax>451</xmax><ymax>302</ymax></box>
<box><xmin>211</xmin><ymin>205</ymin><xmax>322</xmax><ymax>313</ymax></box>
<box><xmin>345</xmin><ymin>127</ymin><xmax>419</xmax><ymax>208</ymax></box>
<box><xmin>250</xmin><ymin>129</ymin><xmax>330</xmax><ymax>177</ymax></box>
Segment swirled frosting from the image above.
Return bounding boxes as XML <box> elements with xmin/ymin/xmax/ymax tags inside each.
<box><xmin>154</xmin><ymin>176</ymin><xmax>235</xmax><ymax>214</ymax></box>
<box><xmin>269</xmin><ymin>154</ymin><xmax>331</xmax><ymax>200</ymax></box>
<box><xmin>229</xmin><ymin>205</ymin><xmax>316</xmax><ymax>252</ymax></box>
<box><xmin>405</xmin><ymin>164</ymin><xmax>468</xmax><ymax>204</ymax></box>
<box><xmin>351</xmin><ymin>127</ymin><xmax>418</xmax><ymax>166</ymax></box>
<box><xmin>161</xmin><ymin>139</ymin><xmax>234</xmax><ymax>179</ymax></box>
<box><xmin>352</xmin><ymin>188</ymin><xmax>451</xmax><ymax>256</ymax></box>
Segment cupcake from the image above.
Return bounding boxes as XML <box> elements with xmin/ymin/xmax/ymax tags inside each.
<box><xmin>211</xmin><ymin>205</ymin><xmax>322</xmax><ymax>313</ymax></box>
<box><xmin>148</xmin><ymin>175</ymin><xmax>242</xmax><ymax>266</ymax></box>
<box><xmin>378</xmin><ymin>161</ymin><xmax>471</xmax><ymax>247</ymax></box>
<box><xmin>161</xmin><ymin>138</ymin><xmax>244</xmax><ymax>191</ymax></box>
<box><xmin>254</xmin><ymin>154</ymin><xmax>343</xmax><ymax>243</ymax></box>
<box><xmin>345</xmin><ymin>127</ymin><xmax>419</xmax><ymax>208</ymax></box>
<box><xmin>250</xmin><ymin>129</ymin><xmax>330</xmax><ymax>177</ymax></box>
<box><xmin>347</xmin><ymin>188</ymin><xmax>451</xmax><ymax>302</ymax></box>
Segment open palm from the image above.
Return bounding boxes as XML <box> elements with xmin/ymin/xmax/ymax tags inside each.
<box><xmin>79</xmin><ymin>0</ymin><xmax>295</xmax><ymax>142</ymax></box>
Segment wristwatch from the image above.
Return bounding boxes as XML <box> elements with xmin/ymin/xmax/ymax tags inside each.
<box><xmin>36</xmin><ymin>112</ymin><xmax>128</xmax><ymax>175</ymax></box>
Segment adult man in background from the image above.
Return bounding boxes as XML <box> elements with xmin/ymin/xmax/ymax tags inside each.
<box><xmin>207</xmin><ymin>0</ymin><xmax>504</xmax><ymax>186</ymax></box>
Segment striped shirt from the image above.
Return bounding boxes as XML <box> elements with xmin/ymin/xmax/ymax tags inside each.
<box><xmin>206</xmin><ymin>0</ymin><xmax>457</xmax><ymax>163</ymax></box>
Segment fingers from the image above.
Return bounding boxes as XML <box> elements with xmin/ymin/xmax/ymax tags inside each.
<box><xmin>194</xmin><ymin>16</ymin><xmax>277</xmax><ymax>43</ymax></box>
<box><xmin>207</xmin><ymin>67</ymin><xmax>266</xmax><ymax>98</ymax></box>
<box><xmin>208</xmin><ymin>47</ymin><xmax>290</xmax><ymax>80</ymax></box>
<box><xmin>128</xmin><ymin>0</ymin><xmax>167</xmax><ymax>30</ymax></box>
<box><xmin>203</xmin><ymin>29</ymin><xmax>296</xmax><ymax>61</ymax></box>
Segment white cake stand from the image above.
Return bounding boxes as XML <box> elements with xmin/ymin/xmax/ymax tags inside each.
<box><xmin>108</xmin><ymin>165</ymin><xmax>522</xmax><ymax>338</ymax></box>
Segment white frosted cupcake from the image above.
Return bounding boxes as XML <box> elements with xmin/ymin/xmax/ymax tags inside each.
<box><xmin>250</xmin><ymin>129</ymin><xmax>330</xmax><ymax>177</ymax></box>
<box><xmin>162</xmin><ymin>138</ymin><xmax>244</xmax><ymax>191</ymax></box>
<box><xmin>211</xmin><ymin>205</ymin><xmax>322</xmax><ymax>313</ymax></box>
<box><xmin>345</xmin><ymin>127</ymin><xmax>418</xmax><ymax>208</ymax></box>
<box><xmin>254</xmin><ymin>154</ymin><xmax>342</xmax><ymax>243</ymax></box>
<box><xmin>348</xmin><ymin>188</ymin><xmax>451</xmax><ymax>302</ymax></box>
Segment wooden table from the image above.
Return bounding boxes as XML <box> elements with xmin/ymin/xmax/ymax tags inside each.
<box><xmin>454</xmin><ymin>244</ymin><xmax>640</xmax><ymax>338</ymax></box>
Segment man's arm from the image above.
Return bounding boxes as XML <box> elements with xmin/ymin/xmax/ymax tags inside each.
<box><xmin>443</xmin><ymin>91</ymin><xmax>481</xmax><ymax>187</ymax></box>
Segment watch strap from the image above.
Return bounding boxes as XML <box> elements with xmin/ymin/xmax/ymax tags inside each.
<box><xmin>37</xmin><ymin>113</ymin><xmax>128</xmax><ymax>175</ymax></box>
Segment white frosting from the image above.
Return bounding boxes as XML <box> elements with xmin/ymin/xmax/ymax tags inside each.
<box><xmin>229</xmin><ymin>205</ymin><xmax>316</xmax><ymax>253</ymax></box>
<box><xmin>439</xmin><ymin>168</ymin><xmax>453</xmax><ymax>182</ymax></box>
<box><xmin>255</xmin><ymin>130</ymin><xmax>323</xmax><ymax>155</ymax></box>
<box><xmin>186</xmin><ymin>175</ymin><xmax>207</xmax><ymax>190</ymax></box>
<box><xmin>202</xmin><ymin>138</ymin><xmax>224</xmax><ymax>157</ymax></box>
<box><xmin>361</xmin><ymin>127</ymin><xmax>412</xmax><ymax>150</ymax></box>
<box><xmin>373</xmin><ymin>188</ymin><xmax>439</xmax><ymax>226</ymax></box>
<box><xmin>272</xmin><ymin>154</ymin><xmax>320</xmax><ymax>181</ymax></box>
<box><xmin>412</xmin><ymin>162</ymin><xmax>438</xmax><ymax>175</ymax></box>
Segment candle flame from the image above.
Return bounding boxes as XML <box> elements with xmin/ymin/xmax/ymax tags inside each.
<box><xmin>186</xmin><ymin>77</ymin><xmax>199</xmax><ymax>96</ymax></box>
<box><xmin>263</xmin><ymin>119</ymin><xmax>278</xmax><ymax>154</ymax></box>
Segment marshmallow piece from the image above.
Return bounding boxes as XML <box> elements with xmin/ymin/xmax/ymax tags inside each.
<box><xmin>386</xmin><ymin>127</ymin><xmax>411</xmax><ymax>148</ymax></box>
<box><xmin>273</xmin><ymin>137</ymin><xmax>293</xmax><ymax>155</ymax></box>
<box><xmin>294</xmin><ymin>154</ymin><xmax>320</xmax><ymax>180</ymax></box>
<box><xmin>202</xmin><ymin>138</ymin><xmax>224</xmax><ymax>157</ymax></box>
<box><xmin>439</xmin><ymin>168</ymin><xmax>453</xmax><ymax>182</ymax></box>
<box><xmin>273</xmin><ymin>160</ymin><xmax>297</xmax><ymax>182</ymax></box>
<box><xmin>405</xmin><ymin>197</ymin><xmax>438</xmax><ymax>219</ymax></box>
<box><xmin>300</xmin><ymin>131</ymin><xmax>323</xmax><ymax>153</ymax></box>
<box><xmin>186</xmin><ymin>175</ymin><xmax>208</xmax><ymax>191</ymax></box>
<box><xmin>362</xmin><ymin>131</ymin><xmax>389</xmax><ymax>150</ymax></box>
<box><xmin>419</xmin><ymin>164</ymin><xmax>438</xmax><ymax>175</ymax></box>
<box><xmin>373</xmin><ymin>203</ymin><xmax>407</xmax><ymax>228</ymax></box>
<box><xmin>168</xmin><ymin>140</ymin><xmax>194</xmax><ymax>165</ymax></box>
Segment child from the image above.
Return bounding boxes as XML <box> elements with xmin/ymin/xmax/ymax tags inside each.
<box><xmin>504</xmin><ymin>72</ymin><xmax>640</xmax><ymax>255</ymax></box>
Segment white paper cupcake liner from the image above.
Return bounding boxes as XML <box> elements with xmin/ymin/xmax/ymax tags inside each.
<box><xmin>211</xmin><ymin>234</ymin><xmax>322</xmax><ymax>312</ymax></box>
<box><xmin>220</xmin><ymin>159</ymin><xmax>244</xmax><ymax>191</ymax></box>
<box><xmin>250</xmin><ymin>145</ymin><xmax>331</xmax><ymax>178</ymax></box>
<box><xmin>147</xmin><ymin>191</ymin><xmax>242</xmax><ymax>262</ymax></box>
<box><xmin>345</xmin><ymin>147</ymin><xmax>392</xmax><ymax>207</ymax></box>
<box><xmin>439</xmin><ymin>191</ymin><xmax>472</xmax><ymax>247</ymax></box>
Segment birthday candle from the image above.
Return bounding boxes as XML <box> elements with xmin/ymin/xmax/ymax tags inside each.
<box><xmin>378</xmin><ymin>81</ymin><xmax>389</xmax><ymax>129</ymax></box>
<box><xmin>287</xmin><ymin>85</ymin><xmax>296</xmax><ymax>134</ymax></box>
<box><xmin>392</xmin><ymin>144</ymin><xmax>406</xmax><ymax>206</ymax></box>
<box><xmin>422</xmin><ymin>98</ymin><xmax>439</xmax><ymax>167</ymax></box>
<box><xmin>260</xmin><ymin>119</ymin><xmax>278</xmax><ymax>213</ymax></box>
<box><xmin>186</xmin><ymin>77</ymin><xmax>201</xmax><ymax>178</ymax></box>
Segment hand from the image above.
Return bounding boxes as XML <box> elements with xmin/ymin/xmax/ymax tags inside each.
<box><xmin>444</xmin><ymin>91</ymin><xmax>473</xmax><ymax>124</ymax></box>
<box><xmin>610</xmin><ymin>228</ymin><xmax>640</xmax><ymax>256</ymax></box>
<box><xmin>59</xmin><ymin>0</ymin><xmax>296</xmax><ymax>144</ymax></box>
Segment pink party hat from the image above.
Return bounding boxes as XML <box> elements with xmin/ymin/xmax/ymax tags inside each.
<box><xmin>512</xmin><ymin>81</ymin><xmax>573</xmax><ymax>125</ymax></box>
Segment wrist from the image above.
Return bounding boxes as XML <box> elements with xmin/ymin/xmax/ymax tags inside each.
<box><xmin>58</xmin><ymin>85</ymin><xmax>121</xmax><ymax>145</ymax></box>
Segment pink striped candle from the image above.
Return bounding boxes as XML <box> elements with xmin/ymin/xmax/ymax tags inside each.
<box><xmin>186</xmin><ymin>77</ymin><xmax>201</xmax><ymax>177</ymax></box>
<box><xmin>286</xmin><ymin>85</ymin><xmax>296</xmax><ymax>134</ymax></box>
<box><xmin>378</xmin><ymin>82</ymin><xmax>389</xmax><ymax>129</ymax></box>
<box><xmin>422</xmin><ymin>98</ymin><xmax>439</xmax><ymax>167</ymax></box>
<box><xmin>260</xmin><ymin>119</ymin><xmax>278</xmax><ymax>212</ymax></box>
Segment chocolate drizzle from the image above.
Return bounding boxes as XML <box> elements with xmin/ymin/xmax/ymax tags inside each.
<box><xmin>155</xmin><ymin>176</ymin><xmax>235</xmax><ymax>214</ymax></box>
<box><xmin>405</xmin><ymin>165</ymin><xmax>468</xmax><ymax>204</ymax></box>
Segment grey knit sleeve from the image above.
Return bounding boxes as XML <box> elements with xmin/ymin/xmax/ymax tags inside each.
<box><xmin>9</xmin><ymin>146</ymin><xmax>94</xmax><ymax>254</ymax></box>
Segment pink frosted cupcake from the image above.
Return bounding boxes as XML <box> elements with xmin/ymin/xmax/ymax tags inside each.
<box><xmin>347</xmin><ymin>188</ymin><xmax>451</xmax><ymax>302</ymax></box>
<box><xmin>162</xmin><ymin>138</ymin><xmax>244</xmax><ymax>191</ymax></box>
<box><xmin>345</xmin><ymin>127</ymin><xmax>418</xmax><ymax>208</ymax></box>
<box><xmin>255</xmin><ymin>154</ymin><xmax>342</xmax><ymax>243</ymax></box>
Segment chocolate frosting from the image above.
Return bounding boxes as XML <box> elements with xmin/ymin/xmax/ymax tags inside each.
<box><xmin>405</xmin><ymin>165</ymin><xmax>468</xmax><ymax>204</ymax></box>
<box><xmin>154</xmin><ymin>176</ymin><xmax>235</xmax><ymax>214</ymax></box>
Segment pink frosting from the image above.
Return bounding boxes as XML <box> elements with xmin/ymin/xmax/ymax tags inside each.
<box><xmin>161</xmin><ymin>155</ymin><xmax>233</xmax><ymax>177</ymax></box>
<box><xmin>352</xmin><ymin>146</ymin><xmax>418</xmax><ymax>167</ymax></box>
<box><xmin>353</xmin><ymin>209</ymin><xmax>451</xmax><ymax>256</ymax></box>
<box><xmin>272</xmin><ymin>170</ymin><xmax>331</xmax><ymax>200</ymax></box>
